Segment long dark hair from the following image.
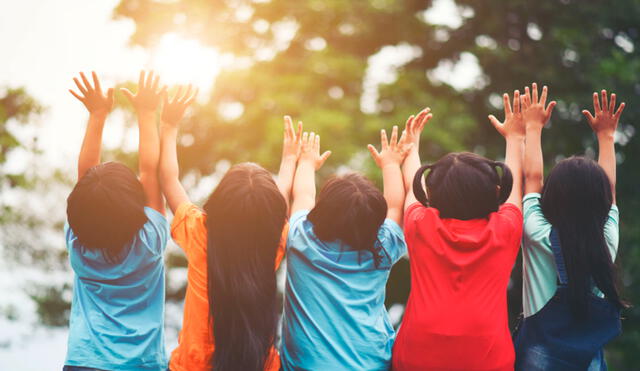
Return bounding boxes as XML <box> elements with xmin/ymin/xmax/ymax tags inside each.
<box><xmin>66</xmin><ymin>162</ymin><xmax>147</xmax><ymax>262</ymax></box>
<box><xmin>541</xmin><ymin>156</ymin><xmax>626</xmax><ymax>319</ymax></box>
<box><xmin>307</xmin><ymin>173</ymin><xmax>388</xmax><ymax>267</ymax></box>
<box><xmin>413</xmin><ymin>152</ymin><xmax>512</xmax><ymax>220</ymax></box>
<box><xmin>203</xmin><ymin>163</ymin><xmax>287</xmax><ymax>371</ymax></box>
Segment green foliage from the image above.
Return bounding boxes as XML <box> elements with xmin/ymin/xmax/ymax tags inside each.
<box><xmin>115</xmin><ymin>0</ymin><xmax>640</xmax><ymax>366</ymax></box>
<box><xmin>29</xmin><ymin>283</ymin><xmax>72</xmax><ymax>327</ymax></box>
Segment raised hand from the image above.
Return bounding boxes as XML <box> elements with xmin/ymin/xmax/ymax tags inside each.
<box><xmin>582</xmin><ymin>89</ymin><xmax>625</xmax><ymax>138</ymax></box>
<box><xmin>69</xmin><ymin>71</ymin><xmax>114</xmax><ymax>117</ymax></box>
<box><xmin>403</xmin><ymin>107</ymin><xmax>433</xmax><ymax>147</ymax></box>
<box><xmin>282</xmin><ymin>116</ymin><xmax>303</xmax><ymax>160</ymax></box>
<box><xmin>521</xmin><ymin>83</ymin><xmax>556</xmax><ymax>129</ymax></box>
<box><xmin>161</xmin><ymin>84</ymin><xmax>198</xmax><ymax>126</ymax></box>
<box><xmin>121</xmin><ymin>70</ymin><xmax>167</xmax><ymax>114</ymax></box>
<box><xmin>488</xmin><ymin>90</ymin><xmax>525</xmax><ymax>138</ymax></box>
<box><xmin>368</xmin><ymin>126</ymin><xmax>413</xmax><ymax>168</ymax></box>
<box><xmin>299</xmin><ymin>132</ymin><xmax>331</xmax><ymax>170</ymax></box>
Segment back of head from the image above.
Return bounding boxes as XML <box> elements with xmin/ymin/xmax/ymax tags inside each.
<box><xmin>203</xmin><ymin>162</ymin><xmax>287</xmax><ymax>371</ymax></box>
<box><xmin>66</xmin><ymin>162</ymin><xmax>147</xmax><ymax>262</ymax></box>
<box><xmin>413</xmin><ymin>152</ymin><xmax>513</xmax><ymax>220</ymax></box>
<box><xmin>541</xmin><ymin>156</ymin><xmax>625</xmax><ymax>318</ymax></box>
<box><xmin>307</xmin><ymin>173</ymin><xmax>387</xmax><ymax>267</ymax></box>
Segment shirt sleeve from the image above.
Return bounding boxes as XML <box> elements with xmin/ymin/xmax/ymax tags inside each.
<box><xmin>404</xmin><ymin>202</ymin><xmax>425</xmax><ymax>238</ymax></box>
<box><xmin>497</xmin><ymin>202</ymin><xmax>524</xmax><ymax>247</ymax></box>
<box><xmin>275</xmin><ymin>223</ymin><xmax>289</xmax><ymax>269</ymax></box>
<box><xmin>286</xmin><ymin>210</ymin><xmax>310</xmax><ymax>249</ymax></box>
<box><xmin>141</xmin><ymin>207</ymin><xmax>170</xmax><ymax>255</ymax></box>
<box><xmin>378</xmin><ymin>219</ymin><xmax>407</xmax><ymax>265</ymax></box>
<box><xmin>604</xmin><ymin>205</ymin><xmax>620</xmax><ymax>262</ymax></box>
<box><xmin>522</xmin><ymin>193</ymin><xmax>550</xmax><ymax>247</ymax></box>
<box><xmin>171</xmin><ymin>202</ymin><xmax>207</xmax><ymax>259</ymax></box>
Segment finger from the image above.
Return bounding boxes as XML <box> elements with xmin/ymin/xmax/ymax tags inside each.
<box><xmin>532</xmin><ymin>83</ymin><xmax>538</xmax><ymax>103</ymax></box>
<box><xmin>79</xmin><ymin>72</ymin><xmax>93</xmax><ymax>92</ymax></box>
<box><xmin>172</xmin><ymin>85</ymin><xmax>183</xmax><ymax>104</ymax></box>
<box><xmin>180</xmin><ymin>84</ymin><xmax>193</xmax><ymax>103</ymax></box>
<box><xmin>613</xmin><ymin>102</ymin><xmax>625</xmax><ymax>120</ymax></box>
<box><xmin>187</xmin><ymin>88</ymin><xmax>199</xmax><ymax>104</ymax></box>
<box><xmin>145</xmin><ymin>70</ymin><xmax>154</xmax><ymax>88</ymax></box>
<box><xmin>69</xmin><ymin>89</ymin><xmax>85</xmax><ymax>102</ymax></box>
<box><xmin>367</xmin><ymin>144</ymin><xmax>381</xmax><ymax>162</ymax></box>
<box><xmin>120</xmin><ymin>88</ymin><xmax>135</xmax><ymax>102</ymax></box>
<box><xmin>390</xmin><ymin>125</ymin><xmax>398</xmax><ymax>146</ymax></box>
<box><xmin>91</xmin><ymin>71</ymin><xmax>101</xmax><ymax>93</ymax></box>
<box><xmin>138</xmin><ymin>70</ymin><xmax>145</xmax><ymax>88</ymax></box>
<box><xmin>540</xmin><ymin>85</ymin><xmax>548</xmax><ymax>106</ymax></box>
<box><xmin>593</xmin><ymin>92</ymin><xmax>601</xmax><ymax>113</ymax></box>
<box><xmin>159</xmin><ymin>85</ymin><xmax>168</xmax><ymax>98</ymax></box>
<box><xmin>163</xmin><ymin>90</ymin><xmax>169</xmax><ymax>107</ymax></box>
<box><xmin>152</xmin><ymin>74</ymin><xmax>160</xmax><ymax>92</ymax></box>
<box><xmin>513</xmin><ymin>90</ymin><xmax>520</xmax><ymax>114</ymax></box>
<box><xmin>521</xmin><ymin>89</ymin><xmax>530</xmax><ymax>109</ymax></box>
<box><xmin>315</xmin><ymin>134</ymin><xmax>320</xmax><ymax>151</ymax></box>
<box><xmin>503</xmin><ymin>93</ymin><xmax>512</xmax><ymax>115</ymax></box>
<box><xmin>398</xmin><ymin>129</ymin><xmax>407</xmax><ymax>145</ymax></box>
<box><xmin>106</xmin><ymin>88</ymin><xmax>114</xmax><ymax>104</ymax></box>
<box><xmin>302</xmin><ymin>132</ymin><xmax>309</xmax><ymax>145</ymax></box>
<box><xmin>284</xmin><ymin>116</ymin><xmax>294</xmax><ymax>139</ymax></box>
<box><xmin>73</xmin><ymin>78</ymin><xmax>87</xmax><ymax>95</ymax></box>
<box><xmin>609</xmin><ymin>93</ymin><xmax>616</xmax><ymax>113</ymax></box>
<box><xmin>318</xmin><ymin>151</ymin><xmax>332</xmax><ymax>166</ymax></box>
<box><xmin>488</xmin><ymin>115</ymin><xmax>504</xmax><ymax>135</ymax></box>
<box><xmin>418</xmin><ymin>113</ymin><xmax>433</xmax><ymax>131</ymax></box>
<box><xmin>381</xmin><ymin>129</ymin><xmax>389</xmax><ymax>150</ymax></box>
<box><xmin>405</xmin><ymin>115</ymin><xmax>415</xmax><ymax>133</ymax></box>
<box><xmin>545</xmin><ymin>101</ymin><xmax>557</xmax><ymax>119</ymax></box>
<box><xmin>581</xmin><ymin>109</ymin><xmax>595</xmax><ymax>123</ymax></box>
<box><xmin>296</xmin><ymin>121</ymin><xmax>303</xmax><ymax>142</ymax></box>
<box><xmin>416</xmin><ymin>108</ymin><xmax>431</xmax><ymax>127</ymax></box>
<box><xmin>309</xmin><ymin>132</ymin><xmax>316</xmax><ymax>148</ymax></box>
<box><xmin>601</xmin><ymin>90</ymin><xmax>608</xmax><ymax>112</ymax></box>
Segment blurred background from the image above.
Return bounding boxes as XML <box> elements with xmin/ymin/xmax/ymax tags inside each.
<box><xmin>0</xmin><ymin>0</ymin><xmax>638</xmax><ymax>369</ymax></box>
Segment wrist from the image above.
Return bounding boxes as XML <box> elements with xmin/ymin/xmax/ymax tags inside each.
<box><xmin>89</xmin><ymin>111</ymin><xmax>108</xmax><ymax>121</ymax></box>
<box><xmin>506</xmin><ymin>132</ymin><xmax>525</xmax><ymax>141</ymax></box>
<box><xmin>381</xmin><ymin>161</ymin><xmax>402</xmax><ymax>170</ymax></box>
<box><xmin>596</xmin><ymin>131</ymin><xmax>615</xmax><ymax>141</ymax></box>
<box><xmin>137</xmin><ymin>110</ymin><xmax>156</xmax><ymax>119</ymax></box>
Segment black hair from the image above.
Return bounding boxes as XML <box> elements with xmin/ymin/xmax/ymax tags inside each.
<box><xmin>204</xmin><ymin>163</ymin><xmax>287</xmax><ymax>371</ymax></box>
<box><xmin>66</xmin><ymin>162</ymin><xmax>147</xmax><ymax>262</ymax></box>
<box><xmin>541</xmin><ymin>156</ymin><xmax>627</xmax><ymax>319</ymax></box>
<box><xmin>307</xmin><ymin>173</ymin><xmax>388</xmax><ymax>267</ymax></box>
<box><xmin>413</xmin><ymin>152</ymin><xmax>512</xmax><ymax>220</ymax></box>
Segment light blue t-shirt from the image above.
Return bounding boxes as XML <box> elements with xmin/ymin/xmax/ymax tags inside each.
<box><xmin>280</xmin><ymin>210</ymin><xmax>407</xmax><ymax>371</ymax></box>
<box><xmin>522</xmin><ymin>193</ymin><xmax>619</xmax><ymax>317</ymax></box>
<box><xmin>65</xmin><ymin>207</ymin><xmax>169</xmax><ymax>370</ymax></box>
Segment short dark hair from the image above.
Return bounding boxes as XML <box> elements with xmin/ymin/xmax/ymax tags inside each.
<box><xmin>541</xmin><ymin>156</ymin><xmax>626</xmax><ymax>318</ymax></box>
<box><xmin>413</xmin><ymin>152</ymin><xmax>512</xmax><ymax>220</ymax></box>
<box><xmin>66</xmin><ymin>162</ymin><xmax>147</xmax><ymax>261</ymax></box>
<box><xmin>308</xmin><ymin>173</ymin><xmax>388</xmax><ymax>267</ymax></box>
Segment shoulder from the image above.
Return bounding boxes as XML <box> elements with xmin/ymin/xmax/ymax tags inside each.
<box><xmin>170</xmin><ymin>202</ymin><xmax>207</xmax><ymax>251</ymax></box>
<box><xmin>289</xmin><ymin>209</ymin><xmax>311</xmax><ymax>233</ymax></box>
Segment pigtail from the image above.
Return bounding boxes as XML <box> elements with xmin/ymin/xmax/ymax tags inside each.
<box><xmin>493</xmin><ymin>161</ymin><xmax>513</xmax><ymax>204</ymax></box>
<box><xmin>413</xmin><ymin>164</ymin><xmax>433</xmax><ymax>207</ymax></box>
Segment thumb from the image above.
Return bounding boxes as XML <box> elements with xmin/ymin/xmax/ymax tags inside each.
<box><xmin>581</xmin><ymin>109</ymin><xmax>595</xmax><ymax>124</ymax></box>
<box><xmin>367</xmin><ymin>144</ymin><xmax>380</xmax><ymax>162</ymax></box>
<box><xmin>318</xmin><ymin>150</ymin><xmax>332</xmax><ymax>167</ymax></box>
<box><xmin>488</xmin><ymin>115</ymin><xmax>504</xmax><ymax>134</ymax></box>
<box><xmin>120</xmin><ymin>88</ymin><xmax>135</xmax><ymax>103</ymax></box>
<box><xmin>402</xmin><ymin>143</ymin><xmax>414</xmax><ymax>157</ymax></box>
<box><xmin>545</xmin><ymin>101</ymin><xmax>557</xmax><ymax>118</ymax></box>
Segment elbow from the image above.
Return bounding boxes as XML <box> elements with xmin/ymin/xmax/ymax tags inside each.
<box><xmin>524</xmin><ymin>169</ymin><xmax>543</xmax><ymax>183</ymax></box>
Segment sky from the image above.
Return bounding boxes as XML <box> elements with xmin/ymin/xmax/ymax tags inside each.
<box><xmin>0</xmin><ymin>0</ymin><xmax>474</xmax><ymax>369</ymax></box>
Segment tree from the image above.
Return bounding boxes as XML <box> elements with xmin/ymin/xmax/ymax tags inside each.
<box><xmin>115</xmin><ymin>0</ymin><xmax>640</xmax><ymax>366</ymax></box>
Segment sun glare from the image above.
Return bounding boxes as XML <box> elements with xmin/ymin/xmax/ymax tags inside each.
<box><xmin>150</xmin><ymin>33</ymin><xmax>226</xmax><ymax>93</ymax></box>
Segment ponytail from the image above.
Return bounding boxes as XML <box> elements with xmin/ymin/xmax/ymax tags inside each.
<box><xmin>492</xmin><ymin>161</ymin><xmax>513</xmax><ymax>205</ymax></box>
<box><xmin>413</xmin><ymin>164</ymin><xmax>433</xmax><ymax>207</ymax></box>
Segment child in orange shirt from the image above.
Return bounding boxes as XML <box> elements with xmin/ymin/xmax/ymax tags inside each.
<box><xmin>159</xmin><ymin>89</ymin><xmax>302</xmax><ymax>371</ymax></box>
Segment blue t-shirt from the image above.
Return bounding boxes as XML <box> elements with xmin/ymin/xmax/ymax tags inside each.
<box><xmin>280</xmin><ymin>210</ymin><xmax>407</xmax><ymax>371</ymax></box>
<box><xmin>65</xmin><ymin>207</ymin><xmax>169</xmax><ymax>370</ymax></box>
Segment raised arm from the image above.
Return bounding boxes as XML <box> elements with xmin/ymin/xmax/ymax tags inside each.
<box><xmin>488</xmin><ymin>90</ymin><xmax>526</xmax><ymax>210</ymax></box>
<box><xmin>290</xmin><ymin>132</ymin><xmax>331</xmax><ymax>216</ymax></box>
<box><xmin>368</xmin><ymin>126</ymin><xmax>412</xmax><ymax>226</ymax></box>
<box><xmin>401</xmin><ymin>108</ymin><xmax>433</xmax><ymax>210</ymax></box>
<box><xmin>69</xmin><ymin>71</ymin><xmax>114</xmax><ymax>180</ymax></box>
<box><xmin>159</xmin><ymin>85</ymin><xmax>198</xmax><ymax>213</ymax></box>
<box><xmin>277</xmin><ymin>116</ymin><xmax>302</xmax><ymax>213</ymax></box>
<box><xmin>121</xmin><ymin>71</ymin><xmax>167</xmax><ymax>214</ymax></box>
<box><xmin>582</xmin><ymin>90</ymin><xmax>625</xmax><ymax>204</ymax></box>
<box><xmin>520</xmin><ymin>83</ymin><xmax>557</xmax><ymax>195</ymax></box>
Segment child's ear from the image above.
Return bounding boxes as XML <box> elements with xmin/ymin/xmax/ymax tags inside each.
<box><xmin>496</xmin><ymin>185</ymin><xmax>501</xmax><ymax>198</ymax></box>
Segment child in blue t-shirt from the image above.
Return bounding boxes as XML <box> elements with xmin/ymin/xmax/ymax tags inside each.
<box><xmin>64</xmin><ymin>71</ymin><xmax>169</xmax><ymax>370</ymax></box>
<box><xmin>280</xmin><ymin>127</ymin><xmax>410</xmax><ymax>371</ymax></box>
